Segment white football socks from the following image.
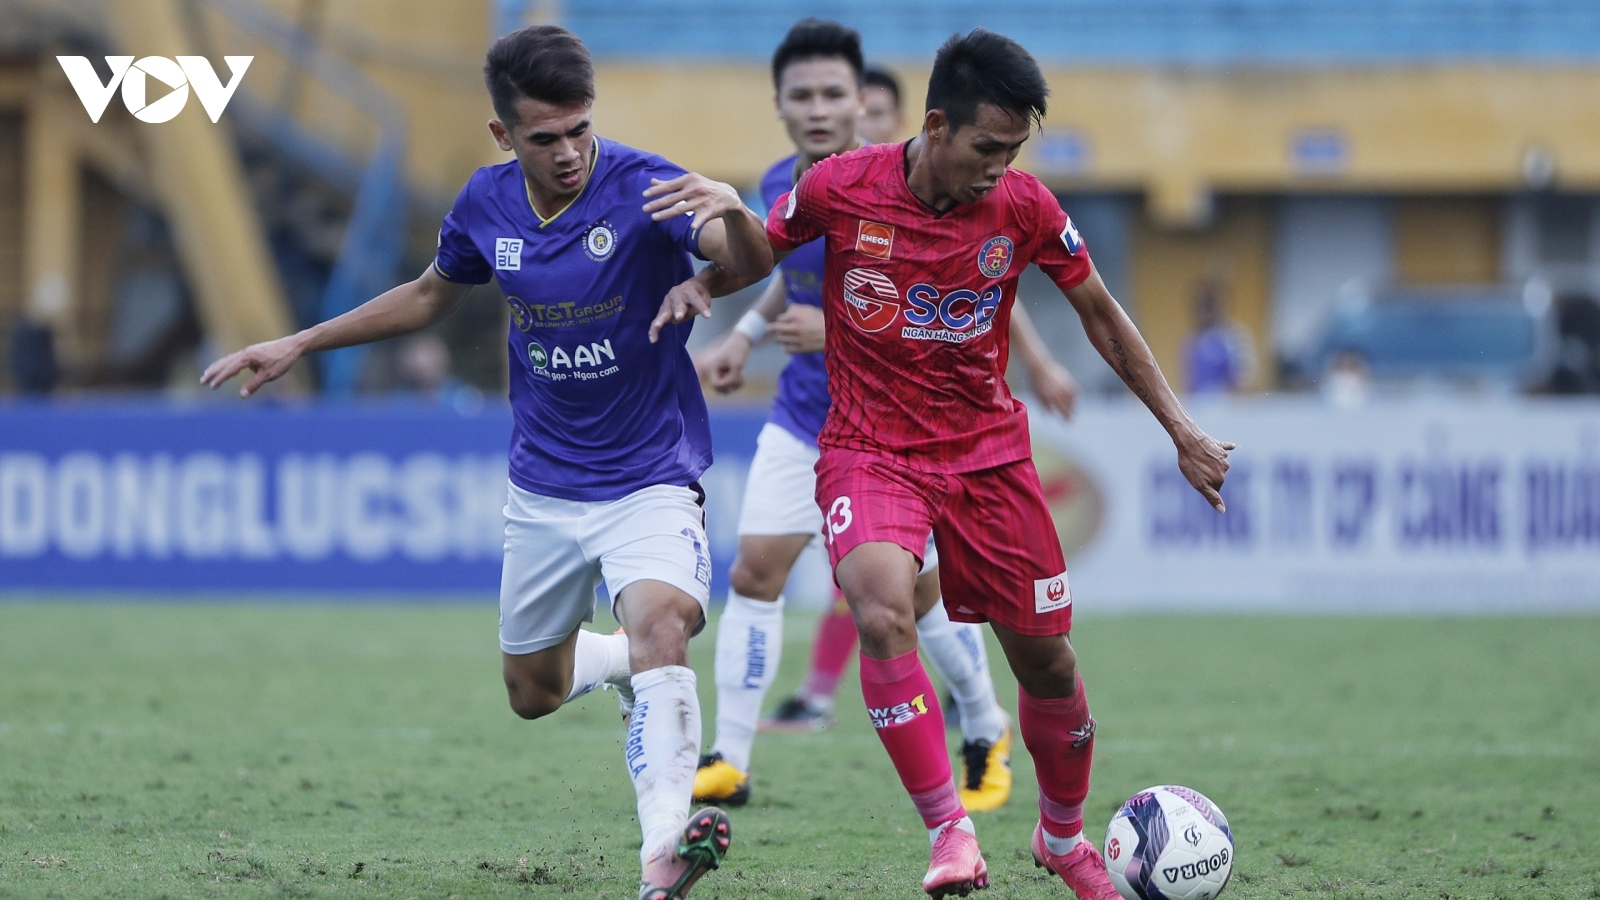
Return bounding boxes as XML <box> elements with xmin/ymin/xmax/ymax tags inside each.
<box><xmin>564</xmin><ymin>629</ymin><xmax>630</xmax><ymax>704</ymax></box>
<box><xmin>1042</xmin><ymin>828</ymin><xmax>1088</xmax><ymax>856</ymax></box>
<box><xmin>917</xmin><ymin>602</ymin><xmax>1007</xmax><ymax>745</ymax></box>
<box><xmin>626</xmin><ymin>665</ymin><xmax>701</xmax><ymax>865</ymax></box>
<box><xmin>711</xmin><ymin>592</ymin><xmax>785</xmax><ymax>772</ymax></box>
<box><xmin>929</xmin><ymin>814</ymin><xmax>977</xmax><ymax>844</ymax></box>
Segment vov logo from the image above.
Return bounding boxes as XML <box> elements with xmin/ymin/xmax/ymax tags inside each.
<box><xmin>57</xmin><ymin>56</ymin><xmax>252</xmax><ymax>124</ymax></box>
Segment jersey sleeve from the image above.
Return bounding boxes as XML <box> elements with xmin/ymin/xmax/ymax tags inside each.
<box><xmin>639</xmin><ymin>157</ymin><xmax>710</xmax><ymax>261</ymax></box>
<box><xmin>1029</xmin><ymin>181</ymin><xmax>1093</xmax><ymax>292</ymax></box>
<box><xmin>765</xmin><ymin>157</ymin><xmax>834</xmax><ymax>252</ymax></box>
<box><xmin>433</xmin><ymin>176</ymin><xmax>493</xmax><ymax>285</ymax></box>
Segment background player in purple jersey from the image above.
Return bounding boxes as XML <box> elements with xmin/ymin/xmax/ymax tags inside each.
<box><xmin>202</xmin><ymin>26</ymin><xmax>771</xmax><ymax>900</ymax></box>
<box><xmin>673</xmin><ymin>21</ymin><xmax>1081</xmax><ymax>817</ymax></box>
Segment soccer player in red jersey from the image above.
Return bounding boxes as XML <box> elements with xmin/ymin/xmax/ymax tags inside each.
<box><xmin>761</xmin><ymin>29</ymin><xmax>1235</xmax><ymax>899</ymax></box>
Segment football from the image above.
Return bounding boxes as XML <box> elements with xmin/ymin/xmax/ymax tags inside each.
<box><xmin>1104</xmin><ymin>785</ymin><xmax>1234</xmax><ymax>900</ymax></box>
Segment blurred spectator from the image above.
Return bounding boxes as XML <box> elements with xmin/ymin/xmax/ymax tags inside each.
<box><xmin>859</xmin><ymin>65</ymin><xmax>905</xmax><ymax>144</ymax></box>
<box><xmin>9</xmin><ymin>322</ymin><xmax>59</xmax><ymax>395</ymax></box>
<box><xmin>1321</xmin><ymin>348</ymin><xmax>1372</xmax><ymax>409</ymax></box>
<box><xmin>394</xmin><ymin>333</ymin><xmax>483</xmax><ymax>413</ymax></box>
<box><xmin>1183</xmin><ymin>281</ymin><xmax>1256</xmax><ymax>395</ymax></box>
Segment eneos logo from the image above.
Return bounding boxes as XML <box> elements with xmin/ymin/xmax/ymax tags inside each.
<box><xmin>855</xmin><ymin>220</ymin><xmax>894</xmax><ymax>259</ymax></box>
<box><xmin>58</xmin><ymin>56</ymin><xmax>252</xmax><ymax>124</ymax></box>
<box><xmin>841</xmin><ymin>268</ymin><xmax>901</xmax><ymax>333</ymax></box>
<box><xmin>977</xmin><ymin>235</ymin><xmax>1014</xmax><ymax>278</ymax></box>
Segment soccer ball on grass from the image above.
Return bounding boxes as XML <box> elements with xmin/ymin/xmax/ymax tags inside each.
<box><xmin>1104</xmin><ymin>785</ymin><xmax>1234</xmax><ymax>900</ymax></box>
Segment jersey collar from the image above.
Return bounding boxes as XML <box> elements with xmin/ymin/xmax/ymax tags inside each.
<box><xmin>525</xmin><ymin>137</ymin><xmax>601</xmax><ymax>228</ymax></box>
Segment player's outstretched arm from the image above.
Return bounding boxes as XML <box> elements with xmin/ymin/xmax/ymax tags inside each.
<box><xmin>200</xmin><ymin>264</ymin><xmax>472</xmax><ymax>398</ymax></box>
<box><xmin>1063</xmin><ymin>265</ymin><xmax>1235</xmax><ymax>512</ymax></box>
<box><xmin>643</xmin><ymin>173</ymin><xmax>774</xmax><ymax>282</ymax></box>
<box><xmin>1008</xmin><ymin>302</ymin><xmax>1078</xmax><ymax>420</ymax></box>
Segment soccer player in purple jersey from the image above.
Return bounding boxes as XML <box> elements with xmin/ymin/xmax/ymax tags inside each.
<box><xmin>202</xmin><ymin>26</ymin><xmax>772</xmax><ymax>900</ymax></box>
<box><xmin>674</xmin><ymin>21</ymin><xmax>1079</xmax><ymax>817</ymax></box>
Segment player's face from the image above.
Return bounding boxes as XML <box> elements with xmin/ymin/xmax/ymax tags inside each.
<box><xmin>776</xmin><ymin>58</ymin><xmax>862</xmax><ymax>160</ymax></box>
<box><xmin>490</xmin><ymin>96</ymin><xmax>595</xmax><ymax>206</ymax></box>
<box><xmin>858</xmin><ymin>85</ymin><xmax>904</xmax><ymax>145</ymax></box>
<box><xmin>931</xmin><ymin>103</ymin><xmax>1031</xmax><ymax>205</ymax></box>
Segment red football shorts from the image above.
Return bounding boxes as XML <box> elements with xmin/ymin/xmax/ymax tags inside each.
<box><xmin>814</xmin><ymin>449</ymin><xmax>1073</xmax><ymax>636</ymax></box>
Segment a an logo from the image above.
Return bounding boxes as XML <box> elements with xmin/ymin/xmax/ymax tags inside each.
<box><xmin>583</xmin><ymin>221</ymin><xmax>616</xmax><ymax>261</ymax></box>
<box><xmin>1107</xmin><ymin>838</ymin><xmax>1121</xmax><ymax>861</ymax></box>
<box><xmin>495</xmin><ymin>237</ymin><xmax>523</xmax><ymax>271</ymax></box>
<box><xmin>978</xmin><ymin>235</ymin><xmax>1014</xmax><ymax>278</ymax></box>
<box><xmin>825</xmin><ymin>496</ymin><xmax>853</xmax><ymax>544</ymax></box>
<box><xmin>1183</xmin><ymin>823</ymin><xmax>1204</xmax><ymax>847</ymax></box>
<box><xmin>840</xmin><ymin>268</ymin><xmax>901</xmax><ymax>333</ymax></box>
<box><xmin>58</xmin><ymin>56</ymin><xmax>251</xmax><ymax>124</ymax></box>
<box><xmin>867</xmin><ymin>693</ymin><xmax>929</xmax><ymax>729</ymax></box>
<box><xmin>1034</xmin><ymin>572</ymin><xmax>1072</xmax><ymax>613</ymax></box>
<box><xmin>856</xmin><ymin>220</ymin><xmax>895</xmax><ymax>259</ymax></box>
<box><xmin>527</xmin><ymin>343</ymin><xmax>548</xmax><ymax>369</ymax></box>
<box><xmin>1060</xmin><ymin>216</ymin><xmax>1084</xmax><ymax>255</ymax></box>
<box><xmin>528</xmin><ymin>339</ymin><xmax>619</xmax><ymax>381</ymax></box>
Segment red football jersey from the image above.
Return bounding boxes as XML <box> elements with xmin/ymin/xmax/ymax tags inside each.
<box><xmin>766</xmin><ymin>142</ymin><xmax>1093</xmax><ymax>473</ymax></box>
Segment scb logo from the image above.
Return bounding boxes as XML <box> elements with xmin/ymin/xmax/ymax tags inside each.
<box><xmin>905</xmin><ymin>283</ymin><xmax>1002</xmax><ymax>331</ymax></box>
<box><xmin>58</xmin><ymin>56</ymin><xmax>252</xmax><ymax>124</ymax></box>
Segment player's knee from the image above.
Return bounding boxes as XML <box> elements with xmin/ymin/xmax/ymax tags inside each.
<box><xmin>728</xmin><ymin>557</ymin><xmax>783</xmax><ymax>601</ymax></box>
<box><xmin>506</xmin><ymin>683</ymin><xmax>564</xmax><ymax>720</ymax></box>
<box><xmin>1015</xmin><ymin>641</ymin><xmax>1078</xmax><ymax>699</ymax></box>
<box><xmin>852</xmin><ymin>600</ymin><xmax>916</xmax><ymax>657</ymax></box>
<box><xmin>627</xmin><ymin>615</ymin><xmax>693</xmax><ymax>671</ymax></box>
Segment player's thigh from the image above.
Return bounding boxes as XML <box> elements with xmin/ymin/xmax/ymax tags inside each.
<box><xmin>729</xmin><ymin>532</ymin><xmax>814</xmax><ymax>601</ymax></box>
<box><xmin>835</xmin><ymin>540</ymin><xmax>922</xmax><ymax>658</ymax></box>
<box><xmin>933</xmin><ymin>459</ymin><xmax>1072</xmax><ymax>636</ymax></box>
<box><xmin>499</xmin><ymin>483</ymin><xmax>604</xmax><ymax>658</ymax></box>
<box><xmin>912</xmin><ymin>562</ymin><xmax>942</xmax><ymax>619</ymax></box>
<box><xmin>585</xmin><ymin>483</ymin><xmax>713</xmax><ymax>642</ymax></box>
<box><xmin>736</xmin><ymin>422</ymin><xmax>824</xmax><ymax>544</ymax></box>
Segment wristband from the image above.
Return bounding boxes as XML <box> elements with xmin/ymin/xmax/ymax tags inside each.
<box><xmin>733</xmin><ymin>309</ymin><xmax>768</xmax><ymax>343</ymax></box>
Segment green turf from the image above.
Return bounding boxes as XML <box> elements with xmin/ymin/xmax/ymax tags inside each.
<box><xmin>1</xmin><ymin>602</ymin><xmax>1597</xmax><ymax>899</ymax></box>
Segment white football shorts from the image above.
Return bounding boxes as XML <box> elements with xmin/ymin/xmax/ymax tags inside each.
<box><xmin>498</xmin><ymin>480</ymin><xmax>712</xmax><ymax>655</ymax></box>
<box><xmin>736</xmin><ymin>422</ymin><xmax>937</xmax><ymax>574</ymax></box>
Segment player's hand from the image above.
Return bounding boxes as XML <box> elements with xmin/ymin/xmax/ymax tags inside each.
<box><xmin>695</xmin><ymin>334</ymin><xmax>752</xmax><ymax>394</ymax></box>
<box><xmin>642</xmin><ymin>173</ymin><xmax>744</xmax><ymax>224</ymax></box>
<box><xmin>1028</xmin><ymin>359</ymin><xmax>1079</xmax><ymax>420</ymax></box>
<box><xmin>1176</xmin><ymin>431</ymin><xmax>1236</xmax><ymax>513</ymax></box>
<box><xmin>772</xmin><ymin>304</ymin><xmax>825</xmax><ymax>354</ymax></box>
<box><xmin>200</xmin><ymin>335</ymin><xmax>306</xmax><ymax>398</ymax></box>
<box><xmin>650</xmin><ymin>276</ymin><xmax>714</xmax><ymax>343</ymax></box>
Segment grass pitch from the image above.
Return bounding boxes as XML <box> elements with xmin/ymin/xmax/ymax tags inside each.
<box><xmin>1</xmin><ymin>602</ymin><xmax>1597</xmax><ymax>899</ymax></box>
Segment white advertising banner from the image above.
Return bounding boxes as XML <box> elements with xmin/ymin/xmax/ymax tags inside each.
<box><xmin>1030</xmin><ymin>398</ymin><xmax>1600</xmax><ymax>612</ymax></box>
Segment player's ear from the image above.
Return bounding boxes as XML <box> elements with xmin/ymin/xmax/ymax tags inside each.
<box><xmin>924</xmin><ymin>109</ymin><xmax>947</xmax><ymax>144</ymax></box>
<box><xmin>488</xmin><ymin>118</ymin><xmax>514</xmax><ymax>152</ymax></box>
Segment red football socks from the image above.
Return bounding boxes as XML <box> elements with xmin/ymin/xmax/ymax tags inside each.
<box><xmin>859</xmin><ymin>649</ymin><xmax>965</xmax><ymax>829</ymax></box>
<box><xmin>1018</xmin><ymin>673</ymin><xmax>1096</xmax><ymax>839</ymax></box>
<box><xmin>800</xmin><ymin>597</ymin><xmax>858</xmax><ymax>703</ymax></box>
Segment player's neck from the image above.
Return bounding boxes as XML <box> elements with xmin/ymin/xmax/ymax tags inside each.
<box><xmin>903</xmin><ymin>136</ymin><xmax>958</xmax><ymax>214</ymax></box>
<box><xmin>525</xmin><ymin>177</ymin><xmax>582</xmax><ymax>222</ymax></box>
<box><xmin>795</xmin><ymin>135</ymin><xmax>863</xmax><ymax>178</ymax></box>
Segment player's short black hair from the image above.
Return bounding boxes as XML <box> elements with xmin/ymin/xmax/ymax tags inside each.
<box><xmin>484</xmin><ymin>25</ymin><xmax>594</xmax><ymax>125</ymax></box>
<box><xmin>771</xmin><ymin>18</ymin><xmax>864</xmax><ymax>90</ymax></box>
<box><xmin>863</xmin><ymin>65</ymin><xmax>902</xmax><ymax>110</ymax></box>
<box><xmin>926</xmin><ymin>29</ymin><xmax>1048</xmax><ymax>132</ymax></box>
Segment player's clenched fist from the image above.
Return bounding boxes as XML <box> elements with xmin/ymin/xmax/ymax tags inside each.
<box><xmin>693</xmin><ymin>333</ymin><xmax>752</xmax><ymax>394</ymax></box>
<box><xmin>642</xmin><ymin>173</ymin><xmax>744</xmax><ymax>224</ymax></box>
<box><xmin>772</xmin><ymin>304</ymin><xmax>825</xmax><ymax>354</ymax></box>
<box><xmin>1176</xmin><ymin>431</ymin><xmax>1236</xmax><ymax>513</ymax></box>
<box><xmin>201</xmin><ymin>335</ymin><xmax>307</xmax><ymax>398</ymax></box>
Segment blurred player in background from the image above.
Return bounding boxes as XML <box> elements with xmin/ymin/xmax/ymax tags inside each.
<box><xmin>202</xmin><ymin>26</ymin><xmax>772</xmax><ymax>900</ymax></box>
<box><xmin>762</xmin><ymin>29</ymin><xmax>1234</xmax><ymax>898</ymax></box>
<box><xmin>683</xmin><ymin>21</ymin><xmax>1079</xmax><ymax>818</ymax></box>
<box><xmin>766</xmin><ymin>59</ymin><xmax>1081</xmax><ymax>747</ymax></box>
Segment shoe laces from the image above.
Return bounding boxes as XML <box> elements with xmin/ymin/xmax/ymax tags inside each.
<box><xmin>960</xmin><ymin>740</ymin><xmax>992</xmax><ymax>790</ymax></box>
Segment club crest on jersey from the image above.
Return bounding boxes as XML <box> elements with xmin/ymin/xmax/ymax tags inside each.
<box><xmin>977</xmin><ymin>235</ymin><xmax>1014</xmax><ymax>278</ymax></box>
<box><xmin>1034</xmin><ymin>572</ymin><xmax>1071</xmax><ymax>614</ymax></box>
<box><xmin>583</xmin><ymin>221</ymin><xmax>617</xmax><ymax>262</ymax></box>
<box><xmin>1060</xmin><ymin>216</ymin><xmax>1083</xmax><ymax>256</ymax></box>
<box><xmin>856</xmin><ymin>220</ymin><xmax>895</xmax><ymax>260</ymax></box>
<box><xmin>842</xmin><ymin>267</ymin><xmax>902</xmax><ymax>333</ymax></box>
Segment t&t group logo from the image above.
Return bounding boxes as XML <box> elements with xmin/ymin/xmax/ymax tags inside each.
<box><xmin>58</xmin><ymin>55</ymin><xmax>252</xmax><ymax>124</ymax></box>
